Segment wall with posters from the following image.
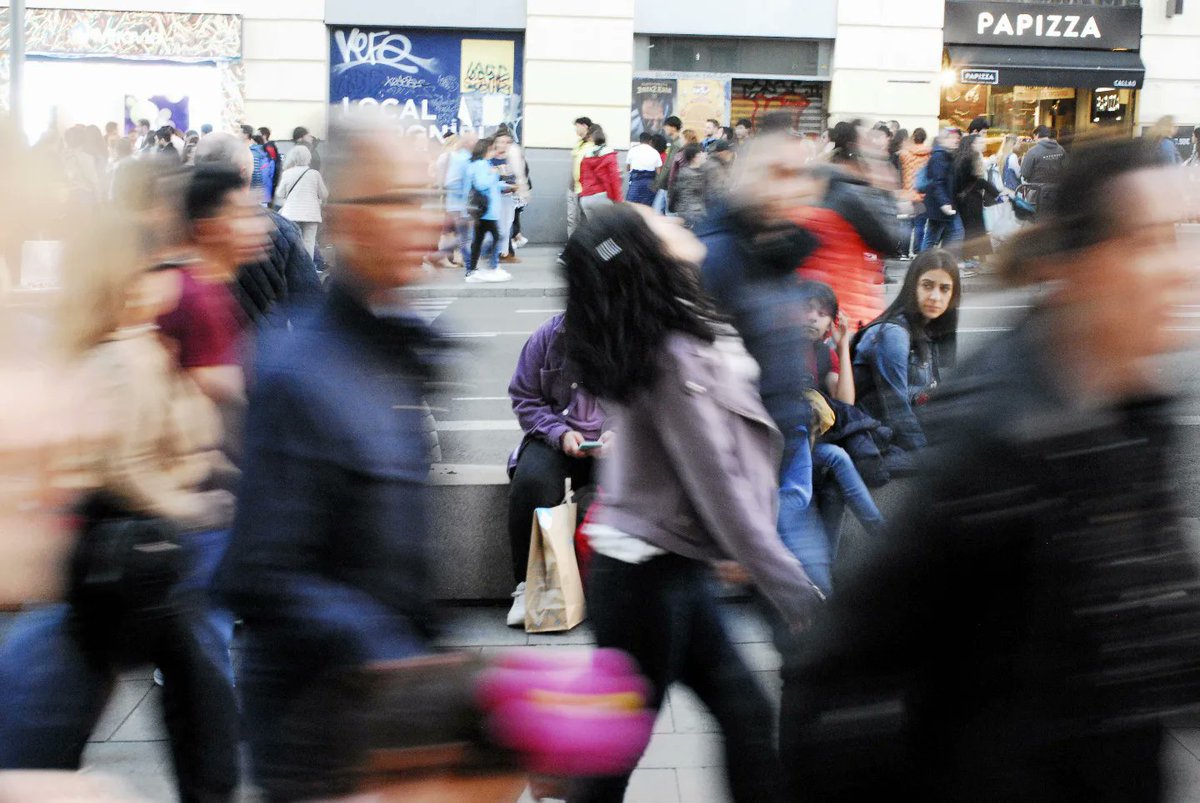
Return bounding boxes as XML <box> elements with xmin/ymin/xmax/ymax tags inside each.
<box><xmin>630</xmin><ymin>72</ymin><xmax>731</xmax><ymax>140</ymax></box>
<box><xmin>328</xmin><ymin>26</ymin><xmax>524</xmax><ymax>140</ymax></box>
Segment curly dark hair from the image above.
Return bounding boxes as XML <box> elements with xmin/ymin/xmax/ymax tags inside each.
<box><xmin>562</xmin><ymin>204</ymin><xmax>721</xmax><ymax>404</ymax></box>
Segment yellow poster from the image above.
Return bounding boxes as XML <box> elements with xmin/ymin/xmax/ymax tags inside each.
<box><xmin>676</xmin><ymin>79</ymin><xmax>728</xmax><ymax>134</ymax></box>
<box><xmin>461</xmin><ymin>39</ymin><xmax>516</xmax><ymax>95</ymax></box>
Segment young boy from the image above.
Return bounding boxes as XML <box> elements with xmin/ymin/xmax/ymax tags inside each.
<box><xmin>797</xmin><ymin>281</ymin><xmax>885</xmax><ymax>550</ymax></box>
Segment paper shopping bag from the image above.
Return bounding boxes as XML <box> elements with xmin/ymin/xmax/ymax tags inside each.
<box><xmin>524</xmin><ymin>480</ymin><xmax>585</xmax><ymax>633</ymax></box>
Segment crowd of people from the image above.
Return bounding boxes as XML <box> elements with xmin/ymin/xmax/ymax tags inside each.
<box><xmin>0</xmin><ymin>103</ymin><xmax>1198</xmax><ymax>803</ymax></box>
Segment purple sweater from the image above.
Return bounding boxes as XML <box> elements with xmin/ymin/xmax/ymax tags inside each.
<box><xmin>507</xmin><ymin>314</ymin><xmax>605</xmax><ymax>472</ymax></box>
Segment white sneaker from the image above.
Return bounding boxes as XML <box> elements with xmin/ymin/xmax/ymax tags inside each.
<box><xmin>507</xmin><ymin>582</ymin><xmax>527</xmax><ymax>627</ymax></box>
<box><xmin>465</xmin><ymin>271</ymin><xmax>488</xmax><ymax>283</ymax></box>
<box><xmin>513</xmin><ymin>234</ymin><xmax>529</xmax><ymax>249</ymax></box>
<box><xmin>481</xmin><ymin>268</ymin><xmax>513</xmax><ymax>283</ymax></box>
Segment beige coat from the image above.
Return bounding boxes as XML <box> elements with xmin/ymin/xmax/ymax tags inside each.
<box><xmin>60</xmin><ymin>326</ymin><xmax>230</xmax><ymax>533</ymax></box>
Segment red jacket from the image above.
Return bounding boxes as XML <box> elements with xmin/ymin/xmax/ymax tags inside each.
<box><xmin>791</xmin><ymin>206</ymin><xmax>885</xmax><ymax>331</ymax></box>
<box><xmin>579</xmin><ymin>148</ymin><xmax>622</xmax><ymax>202</ymax></box>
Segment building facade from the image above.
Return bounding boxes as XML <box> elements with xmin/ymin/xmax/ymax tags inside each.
<box><xmin>2</xmin><ymin>0</ymin><xmax>1197</xmax><ymax>239</ymax></box>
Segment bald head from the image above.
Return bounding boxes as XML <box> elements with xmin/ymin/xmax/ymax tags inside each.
<box><xmin>322</xmin><ymin>115</ymin><xmax>442</xmax><ymax>292</ymax></box>
<box><xmin>193</xmin><ymin>132</ymin><xmax>253</xmax><ymax>186</ymax></box>
<box><xmin>324</xmin><ymin>121</ymin><xmax>434</xmax><ymax>203</ymax></box>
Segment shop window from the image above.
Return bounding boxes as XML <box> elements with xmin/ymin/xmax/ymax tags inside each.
<box><xmin>647</xmin><ymin>36</ymin><xmax>823</xmax><ymax>77</ymax></box>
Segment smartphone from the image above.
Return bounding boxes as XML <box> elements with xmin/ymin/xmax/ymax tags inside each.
<box><xmin>579</xmin><ymin>441</ymin><xmax>603</xmax><ymax>451</ymax></box>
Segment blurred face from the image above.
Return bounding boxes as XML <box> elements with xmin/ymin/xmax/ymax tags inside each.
<box><xmin>194</xmin><ymin>188</ymin><xmax>271</xmax><ymax>273</ymax></box>
<box><xmin>1063</xmin><ymin>167</ymin><xmax>1199</xmax><ymax>362</ymax></box>
<box><xmin>704</xmin><ymin>121</ymin><xmax>717</xmax><ymax>137</ymax></box>
<box><xmin>916</xmin><ymin>268</ymin><xmax>955</xmax><ymax>321</ymax></box>
<box><xmin>326</xmin><ymin>135</ymin><xmax>443</xmax><ymax>292</ymax></box>
<box><xmin>633</xmin><ymin>204</ymin><xmax>707</xmax><ymax>267</ymax></box>
<box><xmin>494</xmin><ymin>134</ymin><xmax>512</xmax><ymax>157</ymax></box>
<box><xmin>972</xmin><ymin>136</ymin><xmax>986</xmax><ymax>155</ymax></box>
<box><xmin>943</xmin><ymin>131</ymin><xmax>962</xmax><ymax>150</ymax></box>
<box><xmin>575</xmin><ymin>122</ymin><xmax>589</xmax><ymax>139</ymax></box>
<box><xmin>802</xmin><ymin>298</ymin><xmax>833</xmax><ymax>342</ymax></box>
<box><xmin>459</xmin><ymin>131</ymin><xmax>478</xmax><ymax>152</ymax></box>
<box><xmin>735</xmin><ymin>124</ymin><xmax>749</xmax><ymax>140</ymax></box>
<box><xmin>735</xmin><ymin>136</ymin><xmax>826</xmax><ymax>223</ymax></box>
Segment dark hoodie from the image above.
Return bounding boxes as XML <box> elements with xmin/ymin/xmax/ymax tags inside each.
<box><xmin>1020</xmin><ymin>138</ymin><xmax>1067</xmax><ymax>186</ymax></box>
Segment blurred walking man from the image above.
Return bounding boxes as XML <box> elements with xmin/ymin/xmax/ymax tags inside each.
<box><xmin>783</xmin><ymin>137</ymin><xmax>1200</xmax><ymax>801</ymax></box>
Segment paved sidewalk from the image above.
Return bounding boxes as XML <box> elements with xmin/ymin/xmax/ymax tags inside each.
<box><xmin>1</xmin><ymin>600</ymin><xmax>1194</xmax><ymax>802</ymax></box>
<box><xmin>410</xmin><ymin>246</ymin><xmax>565</xmax><ymax>299</ymax></box>
<box><xmin>57</xmin><ymin>602</ymin><xmax>776</xmax><ymax>802</ymax></box>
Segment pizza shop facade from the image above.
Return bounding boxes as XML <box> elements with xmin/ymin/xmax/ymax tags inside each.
<box><xmin>940</xmin><ymin>1</ymin><xmax>1145</xmax><ymax>140</ymax></box>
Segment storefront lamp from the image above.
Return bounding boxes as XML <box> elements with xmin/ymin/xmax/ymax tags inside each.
<box><xmin>940</xmin><ymin>69</ymin><xmax>957</xmax><ymax>87</ymax></box>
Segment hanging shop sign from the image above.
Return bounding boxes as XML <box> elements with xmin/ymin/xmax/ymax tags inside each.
<box><xmin>329</xmin><ymin>26</ymin><xmax>523</xmax><ymax>140</ymax></box>
<box><xmin>944</xmin><ymin>1</ymin><xmax>1141</xmax><ymax>51</ymax></box>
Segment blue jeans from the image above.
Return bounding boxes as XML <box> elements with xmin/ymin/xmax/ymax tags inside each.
<box><xmin>777</xmin><ymin>429</ymin><xmax>835</xmax><ymax>597</ymax></box>
<box><xmin>813</xmin><ymin>443</ymin><xmax>883</xmax><ymax>534</ymax></box>
<box><xmin>176</xmin><ymin>528</ymin><xmax>236</xmax><ymax>687</ymax></box>
<box><xmin>455</xmin><ymin>214</ymin><xmax>473</xmax><ymax>268</ymax></box>
<box><xmin>0</xmin><ymin>529</ymin><xmax>239</xmax><ymax>800</ymax></box>
<box><xmin>652</xmin><ymin>188</ymin><xmax>668</xmax><ymax>215</ymax></box>
<box><xmin>910</xmin><ymin>211</ymin><xmax>927</xmax><ymax>255</ymax></box>
<box><xmin>921</xmin><ymin>215</ymin><xmax>964</xmax><ymax>254</ymax></box>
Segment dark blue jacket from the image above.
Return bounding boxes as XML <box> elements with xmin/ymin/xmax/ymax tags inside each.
<box><xmin>232</xmin><ymin>211</ymin><xmax>323</xmax><ymax>328</ymax></box>
<box><xmin>696</xmin><ymin>204</ymin><xmax>820</xmax><ymax>439</ymax></box>
<box><xmin>216</xmin><ymin>282</ymin><xmax>440</xmax><ymax>664</ymax></box>
<box><xmin>923</xmin><ymin>145</ymin><xmax>957</xmax><ymax>222</ymax></box>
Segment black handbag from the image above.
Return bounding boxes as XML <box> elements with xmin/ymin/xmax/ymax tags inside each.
<box><xmin>467</xmin><ymin>187</ymin><xmax>490</xmax><ymax>219</ymax></box>
<box><xmin>67</xmin><ymin>492</ymin><xmax>185</xmax><ymax>660</ymax></box>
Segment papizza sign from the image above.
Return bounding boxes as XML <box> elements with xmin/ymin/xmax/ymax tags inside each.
<box><xmin>960</xmin><ymin>69</ymin><xmax>999</xmax><ymax>85</ymax></box>
<box><xmin>944</xmin><ymin>1</ymin><xmax>1142</xmax><ymax>51</ymax></box>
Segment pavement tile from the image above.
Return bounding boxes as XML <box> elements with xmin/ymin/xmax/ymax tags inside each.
<box><xmin>1164</xmin><ymin>734</ymin><xmax>1200</xmax><ymax>803</ymax></box>
<box><xmin>625</xmin><ymin>768</ymin><xmax>681</xmax><ymax>803</ymax></box>
<box><xmin>1170</xmin><ymin>728</ymin><xmax>1200</xmax><ymax>761</ymax></box>
<box><xmin>436</xmin><ymin>607</ymin><xmax>529</xmax><ymax>647</ymax></box>
<box><xmin>676</xmin><ymin>766</ymin><xmax>734</xmax><ymax>803</ymax></box>
<box><xmin>118</xmin><ymin>664</ymin><xmax>155</xmax><ymax>681</ymax></box>
<box><xmin>525</xmin><ymin>622</ymin><xmax>594</xmax><ymax>645</ymax></box>
<box><xmin>666</xmin><ymin>685</ymin><xmax>719</xmax><ymax>734</ymax></box>
<box><xmin>81</xmin><ymin>740</ymin><xmax>175</xmax><ymax>801</ymax></box>
<box><xmin>734</xmin><ymin>640</ymin><xmax>782</xmax><ymax>672</ymax></box>
<box><xmin>719</xmin><ymin>603</ymin><xmax>772</xmax><ymax>644</ymax></box>
<box><xmin>636</xmin><ymin>733</ymin><xmax>724</xmax><ymax>770</ymax></box>
<box><xmin>89</xmin><ymin>680</ymin><xmax>154</xmax><ymax>742</ymax></box>
<box><xmin>109</xmin><ymin>686</ymin><xmax>167</xmax><ymax>742</ymax></box>
<box><xmin>653</xmin><ymin>696</ymin><xmax>676</xmax><ymax>734</ymax></box>
<box><xmin>753</xmin><ymin>670</ymin><xmax>784</xmax><ymax>710</ymax></box>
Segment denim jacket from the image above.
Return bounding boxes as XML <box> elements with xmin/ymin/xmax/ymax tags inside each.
<box><xmin>217</xmin><ymin>282</ymin><xmax>441</xmax><ymax>663</ymax></box>
<box><xmin>852</xmin><ymin>315</ymin><xmax>938</xmax><ymax>451</ymax></box>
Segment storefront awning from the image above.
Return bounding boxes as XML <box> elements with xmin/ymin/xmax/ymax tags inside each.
<box><xmin>945</xmin><ymin>45</ymin><xmax>1144</xmax><ymax>90</ymax></box>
